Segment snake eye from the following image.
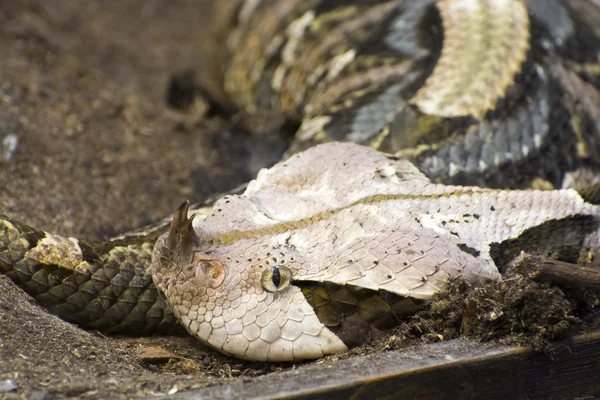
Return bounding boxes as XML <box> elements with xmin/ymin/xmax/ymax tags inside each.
<box><xmin>261</xmin><ymin>265</ymin><xmax>292</xmax><ymax>293</ymax></box>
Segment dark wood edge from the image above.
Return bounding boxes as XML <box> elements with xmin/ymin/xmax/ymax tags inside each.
<box><xmin>163</xmin><ymin>332</ymin><xmax>600</xmax><ymax>400</ymax></box>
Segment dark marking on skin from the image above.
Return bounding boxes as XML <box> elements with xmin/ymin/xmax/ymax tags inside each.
<box><xmin>457</xmin><ymin>243</ymin><xmax>481</xmax><ymax>258</ymax></box>
<box><xmin>79</xmin><ymin>242</ymin><xmax>103</xmax><ymax>263</ymax></box>
<box><xmin>489</xmin><ymin>215</ymin><xmax>598</xmax><ymax>272</ymax></box>
<box><xmin>473</xmin><ymin>213</ymin><xmax>480</xmax><ymax>219</ymax></box>
<box><xmin>490</xmin><ymin>206</ymin><xmax>496</xmax><ymax>211</ymax></box>
<box><xmin>299</xmin><ymin>281</ymin><xmax>426</xmax><ymax>348</ymax></box>
<box><xmin>450</xmin><ymin>231</ymin><xmax>459</xmax><ymax>237</ymax></box>
<box><xmin>377</xmin><ymin>170</ymin><xmax>389</xmax><ymax>179</ymax></box>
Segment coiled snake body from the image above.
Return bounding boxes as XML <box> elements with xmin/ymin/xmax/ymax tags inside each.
<box><xmin>2</xmin><ymin>0</ymin><xmax>600</xmax><ymax>361</ymax></box>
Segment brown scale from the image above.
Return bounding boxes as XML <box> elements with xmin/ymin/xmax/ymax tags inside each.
<box><xmin>300</xmin><ymin>281</ymin><xmax>424</xmax><ymax>347</ymax></box>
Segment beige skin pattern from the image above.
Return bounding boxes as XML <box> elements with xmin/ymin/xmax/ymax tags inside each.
<box><xmin>151</xmin><ymin>142</ymin><xmax>599</xmax><ymax>361</ymax></box>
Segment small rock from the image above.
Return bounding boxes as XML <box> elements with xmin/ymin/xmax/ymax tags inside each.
<box><xmin>136</xmin><ymin>345</ymin><xmax>180</xmax><ymax>362</ymax></box>
<box><xmin>2</xmin><ymin>133</ymin><xmax>19</xmax><ymax>162</ymax></box>
<box><xmin>0</xmin><ymin>378</ymin><xmax>17</xmax><ymax>392</ymax></box>
<box><xmin>29</xmin><ymin>390</ymin><xmax>51</xmax><ymax>400</ymax></box>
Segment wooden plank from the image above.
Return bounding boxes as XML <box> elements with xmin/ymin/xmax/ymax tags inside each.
<box><xmin>169</xmin><ymin>332</ymin><xmax>600</xmax><ymax>400</ymax></box>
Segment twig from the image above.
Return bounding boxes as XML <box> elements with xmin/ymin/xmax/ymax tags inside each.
<box><xmin>510</xmin><ymin>252</ymin><xmax>600</xmax><ymax>292</ymax></box>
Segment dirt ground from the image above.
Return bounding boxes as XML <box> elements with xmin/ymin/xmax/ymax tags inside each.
<box><xmin>0</xmin><ymin>1</ymin><xmax>599</xmax><ymax>399</ymax></box>
<box><xmin>0</xmin><ymin>1</ymin><xmax>290</xmax><ymax>398</ymax></box>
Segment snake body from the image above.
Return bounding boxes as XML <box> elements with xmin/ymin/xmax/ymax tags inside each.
<box><xmin>1</xmin><ymin>0</ymin><xmax>600</xmax><ymax>360</ymax></box>
<box><xmin>152</xmin><ymin>142</ymin><xmax>600</xmax><ymax>360</ymax></box>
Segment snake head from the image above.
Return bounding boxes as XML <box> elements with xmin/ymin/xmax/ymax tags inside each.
<box><xmin>151</xmin><ymin>197</ymin><xmax>348</xmax><ymax>361</ymax></box>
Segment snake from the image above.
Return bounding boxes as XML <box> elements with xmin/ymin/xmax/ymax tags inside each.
<box><xmin>1</xmin><ymin>0</ymin><xmax>600</xmax><ymax>361</ymax></box>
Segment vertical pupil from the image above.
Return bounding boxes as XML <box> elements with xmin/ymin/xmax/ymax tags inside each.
<box><xmin>271</xmin><ymin>267</ymin><xmax>281</xmax><ymax>287</ymax></box>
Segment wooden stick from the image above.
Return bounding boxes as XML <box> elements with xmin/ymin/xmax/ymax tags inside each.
<box><xmin>512</xmin><ymin>253</ymin><xmax>600</xmax><ymax>292</ymax></box>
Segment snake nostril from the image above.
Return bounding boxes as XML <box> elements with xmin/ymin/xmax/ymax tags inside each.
<box><xmin>194</xmin><ymin>259</ymin><xmax>226</xmax><ymax>288</ymax></box>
